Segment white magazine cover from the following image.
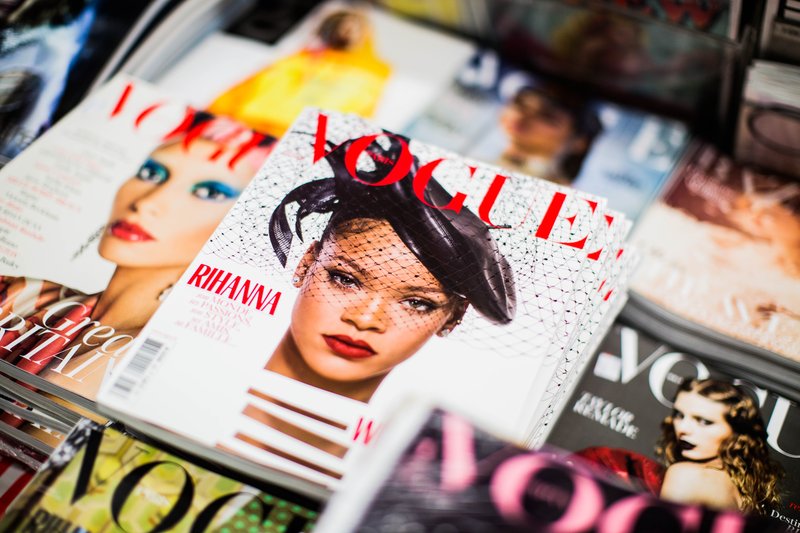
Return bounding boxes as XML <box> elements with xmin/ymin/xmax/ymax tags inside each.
<box><xmin>527</xmin><ymin>230</ymin><xmax>639</xmax><ymax>446</ymax></box>
<box><xmin>517</xmin><ymin>211</ymin><xmax>633</xmax><ymax>435</ymax></box>
<box><xmin>0</xmin><ymin>76</ymin><xmax>277</xmax><ymax>403</ymax></box>
<box><xmin>99</xmin><ymin>108</ymin><xmax>626</xmax><ymax>489</ymax></box>
<box><xmin>155</xmin><ymin>0</ymin><xmax>476</xmax><ymax>135</ymax></box>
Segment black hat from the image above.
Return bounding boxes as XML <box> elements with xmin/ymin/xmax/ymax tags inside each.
<box><xmin>269</xmin><ymin>134</ymin><xmax>516</xmax><ymax>324</ymax></box>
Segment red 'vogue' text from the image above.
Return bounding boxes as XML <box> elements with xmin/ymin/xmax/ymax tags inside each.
<box><xmin>312</xmin><ymin>112</ymin><xmax>611</xmax><ymax>261</ymax></box>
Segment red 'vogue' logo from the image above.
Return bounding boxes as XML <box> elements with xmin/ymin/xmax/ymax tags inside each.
<box><xmin>311</xmin><ymin>112</ymin><xmax>610</xmax><ymax>261</ymax></box>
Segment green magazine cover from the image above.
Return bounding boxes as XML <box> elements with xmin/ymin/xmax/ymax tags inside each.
<box><xmin>1</xmin><ymin>420</ymin><xmax>319</xmax><ymax>532</ymax></box>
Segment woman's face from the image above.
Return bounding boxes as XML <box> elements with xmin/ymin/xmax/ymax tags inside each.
<box><xmin>672</xmin><ymin>391</ymin><xmax>734</xmax><ymax>462</ymax></box>
<box><xmin>500</xmin><ymin>90</ymin><xmax>578</xmax><ymax>156</ymax></box>
<box><xmin>323</xmin><ymin>13</ymin><xmax>366</xmax><ymax>50</ymax></box>
<box><xmin>289</xmin><ymin>218</ymin><xmax>460</xmax><ymax>384</ymax></box>
<box><xmin>98</xmin><ymin>138</ymin><xmax>254</xmax><ymax>268</ymax></box>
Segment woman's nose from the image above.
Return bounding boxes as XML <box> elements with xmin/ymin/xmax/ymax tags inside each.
<box><xmin>130</xmin><ymin>186</ymin><xmax>169</xmax><ymax>216</ymax></box>
<box><xmin>341</xmin><ymin>294</ymin><xmax>388</xmax><ymax>333</ymax></box>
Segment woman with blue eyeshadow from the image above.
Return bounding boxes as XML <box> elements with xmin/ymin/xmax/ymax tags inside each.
<box><xmin>0</xmin><ymin>113</ymin><xmax>274</xmax><ymax>398</ymax></box>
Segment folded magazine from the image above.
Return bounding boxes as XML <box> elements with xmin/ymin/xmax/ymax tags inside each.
<box><xmin>0</xmin><ymin>420</ymin><xmax>320</xmax><ymax>532</ymax></box>
<box><xmin>315</xmin><ymin>406</ymin><xmax>786</xmax><ymax>532</ymax></box>
<box><xmin>546</xmin><ymin>323</ymin><xmax>800</xmax><ymax>528</ymax></box>
<box><xmin>99</xmin><ymin>107</ymin><xmax>634</xmax><ymax>491</ymax></box>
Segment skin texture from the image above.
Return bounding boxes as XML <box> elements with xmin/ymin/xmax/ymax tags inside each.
<box><xmin>660</xmin><ymin>461</ymin><xmax>741</xmax><ymax>511</ymax></box>
<box><xmin>98</xmin><ymin>138</ymin><xmax>252</xmax><ymax>268</ymax></box>
<box><xmin>43</xmin><ymin>137</ymin><xmax>257</xmax><ymax>394</ymax></box>
<box><xmin>267</xmin><ymin>218</ymin><xmax>465</xmax><ymax>402</ymax></box>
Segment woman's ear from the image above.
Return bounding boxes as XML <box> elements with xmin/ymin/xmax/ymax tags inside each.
<box><xmin>437</xmin><ymin>299</ymin><xmax>468</xmax><ymax>337</ymax></box>
<box><xmin>293</xmin><ymin>241</ymin><xmax>319</xmax><ymax>288</ymax></box>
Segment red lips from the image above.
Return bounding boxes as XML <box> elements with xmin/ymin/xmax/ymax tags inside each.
<box><xmin>323</xmin><ymin>335</ymin><xmax>376</xmax><ymax>359</ymax></box>
<box><xmin>109</xmin><ymin>220</ymin><xmax>155</xmax><ymax>242</ymax></box>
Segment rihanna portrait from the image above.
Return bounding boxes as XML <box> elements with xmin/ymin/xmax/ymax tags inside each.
<box><xmin>263</xmin><ymin>135</ymin><xmax>517</xmax><ymax>404</ymax></box>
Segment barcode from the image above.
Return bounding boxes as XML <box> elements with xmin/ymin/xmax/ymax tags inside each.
<box><xmin>109</xmin><ymin>337</ymin><xmax>164</xmax><ymax>399</ymax></box>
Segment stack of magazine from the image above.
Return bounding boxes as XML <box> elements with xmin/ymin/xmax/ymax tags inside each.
<box><xmin>92</xmin><ymin>88</ymin><xmax>636</xmax><ymax>493</ymax></box>
<box><xmin>0</xmin><ymin>0</ymin><xmax>797</xmax><ymax>531</ymax></box>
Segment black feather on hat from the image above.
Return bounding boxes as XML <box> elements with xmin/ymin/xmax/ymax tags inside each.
<box><xmin>269</xmin><ymin>133</ymin><xmax>516</xmax><ymax>325</ymax></box>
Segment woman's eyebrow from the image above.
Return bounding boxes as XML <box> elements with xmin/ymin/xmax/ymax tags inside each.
<box><xmin>397</xmin><ymin>284</ymin><xmax>446</xmax><ymax>295</ymax></box>
<box><xmin>331</xmin><ymin>254</ymin><xmax>369</xmax><ymax>276</ymax></box>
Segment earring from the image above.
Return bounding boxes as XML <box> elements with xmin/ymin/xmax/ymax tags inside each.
<box><xmin>157</xmin><ymin>284</ymin><xmax>173</xmax><ymax>302</ymax></box>
<box><xmin>292</xmin><ymin>276</ymin><xmax>300</xmax><ymax>284</ymax></box>
<box><xmin>438</xmin><ymin>328</ymin><xmax>451</xmax><ymax>338</ymax></box>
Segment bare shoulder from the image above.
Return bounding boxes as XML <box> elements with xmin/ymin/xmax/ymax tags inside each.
<box><xmin>661</xmin><ymin>462</ymin><xmax>740</xmax><ymax>511</ymax></box>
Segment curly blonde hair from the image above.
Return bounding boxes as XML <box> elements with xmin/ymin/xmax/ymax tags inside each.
<box><xmin>656</xmin><ymin>378</ymin><xmax>783</xmax><ymax>515</ymax></box>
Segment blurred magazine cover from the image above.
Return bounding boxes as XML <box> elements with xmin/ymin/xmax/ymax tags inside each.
<box><xmin>629</xmin><ymin>141</ymin><xmax>800</xmax><ymax>362</ymax></box>
<box><xmin>404</xmin><ymin>49</ymin><xmax>689</xmax><ymax>221</ymax></box>
<box><xmin>315</xmin><ymin>406</ymin><xmax>787</xmax><ymax>532</ymax></box>
<box><xmin>155</xmin><ymin>0</ymin><xmax>476</xmax><ymax>136</ymax></box>
<box><xmin>0</xmin><ymin>420</ymin><xmax>320</xmax><ymax>532</ymax></box>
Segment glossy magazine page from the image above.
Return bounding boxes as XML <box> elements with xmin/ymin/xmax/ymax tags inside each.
<box><xmin>0</xmin><ymin>75</ymin><xmax>277</xmax><ymax>402</ymax></box>
<box><xmin>403</xmin><ymin>49</ymin><xmax>689</xmax><ymax>221</ymax></box>
<box><xmin>100</xmin><ymin>107</ymin><xmax>629</xmax><ymax>489</ymax></box>
<box><xmin>155</xmin><ymin>0</ymin><xmax>476</xmax><ymax>136</ymax></box>
<box><xmin>315</xmin><ymin>407</ymin><xmax>786</xmax><ymax>532</ymax></box>
<box><xmin>524</xmin><ymin>220</ymin><xmax>638</xmax><ymax>446</ymax></box>
<box><xmin>629</xmin><ymin>141</ymin><xmax>800</xmax><ymax>363</ymax></box>
<box><xmin>0</xmin><ymin>420</ymin><xmax>320</xmax><ymax>532</ymax></box>
<box><xmin>546</xmin><ymin>323</ymin><xmax>800</xmax><ymax>527</ymax></box>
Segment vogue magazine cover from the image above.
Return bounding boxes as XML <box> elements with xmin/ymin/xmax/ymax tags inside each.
<box><xmin>0</xmin><ymin>420</ymin><xmax>320</xmax><ymax>532</ymax></box>
<box><xmin>546</xmin><ymin>324</ymin><xmax>800</xmax><ymax>527</ymax></box>
<box><xmin>0</xmin><ymin>76</ymin><xmax>276</xmax><ymax>403</ymax></box>
<box><xmin>315</xmin><ymin>407</ymin><xmax>787</xmax><ymax>532</ymax></box>
<box><xmin>629</xmin><ymin>141</ymin><xmax>800</xmax><ymax>362</ymax></box>
<box><xmin>99</xmin><ymin>108</ymin><xmax>632</xmax><ymax>489</ymax></box>
<box><xmin>155</xmin><ymin>0</ymin><xmax>476</xmax><ymax>136</ymax></box>
<box><xmin>404</xmin><ymin>49</ymin><xmax>689</xmax><ymax>220</ymax></box>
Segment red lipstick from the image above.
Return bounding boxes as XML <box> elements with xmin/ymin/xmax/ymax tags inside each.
<box><xmin>323</xmin><ymin>335</ymin><xmax>376</xmax><ymax>359</ymax></box>
<box><xmin>110</xmin><ymin>220</ymin><xmax>155</xmax><ymax>242</ymax></box>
